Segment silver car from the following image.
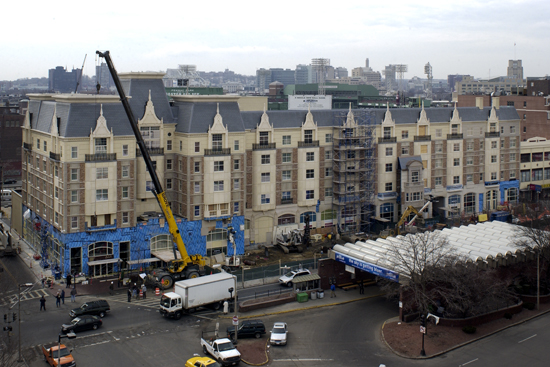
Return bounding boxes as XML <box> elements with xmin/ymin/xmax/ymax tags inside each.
<box><xmin>270</xmin><ymin>322</ymin><xmax>288</xmax><ymax>346</ymax></box>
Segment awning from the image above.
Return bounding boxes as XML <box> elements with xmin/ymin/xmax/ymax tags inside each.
<box><xmin>127</xmin><ymin>258</ymin><xmax>162</xmax><ymax>265</ymax></box>
<box><xmin>87</xmin><ymin>258</ymin><xmax>120</xmax><ymax>266</ymax></box>
<box><xmin>293</xmin><ymin>274</ymin><xmax>321</xmax><ymax>284</ymax></box>
<box><xmin>151</xmin><ymin>250</ymin><xmax>181</xmax><ymax>263</ymax></box>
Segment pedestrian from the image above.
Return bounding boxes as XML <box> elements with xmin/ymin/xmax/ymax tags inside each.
<box><xmin>66</xmin><ymin>274</ymin><xmax>72</xmax><ymax>288</ymax></box>
<box><xmin>133</xmin><ymin>283</ymin><xmax>139</xmax><ymax>300</ymax></box>
<box><xmin>41</xmin><ymin>277</ymin><xmax>45</xmax><ymax>289</ymax></box>
<box><xmin>61</xmin><ymin>289</ymin><xmax>65</xmax><ymax>304</ymax></box>
<box><xmin>127</xmin><ymin>288</ymin><xmax>132</xmax><ymax>302</ymax></box>
<box><xmin>141</xmin><ymin>284</ymin><xmax>147</xmax><ymax>299</ymax></box>
<box><xmin>117</xmin><ymin>276</ymin><xmax>122</xmax><ymax>288</ymax></box>
<box><xmin>109</xmin><ymin>282</ymin><xmax>114</xmax><ymax>296</ymax></box>
<box><xmin>359</xmin><ymin>281</ymin><xmax>364</xmax><ymax>295</ymax></box>
<box><xmin>330</xmin><ymin>283</ymin><xmax>336</xmax><ymax>298</ymax></box>
<box><xmin>70</xmin><ymin>287</ymin><xmax>77</xmax><ymax>302</ymax></box>
<box><xmin>40</xmin><ymin>295</ymin><xmax>46</xmax><ymax>311</ymax></box>
<box><xmin>55</xmin><ymin>290</ymin><xmax>61</xmax><ymax>307</ymax></box>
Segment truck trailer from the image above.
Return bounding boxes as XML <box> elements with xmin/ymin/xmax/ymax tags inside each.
<box><xmin>159</xmin><ymin>272</ymin><xmax>236</xmax><ymax>319</ymax></box>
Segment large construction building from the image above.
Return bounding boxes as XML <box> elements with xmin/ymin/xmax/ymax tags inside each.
<box><xmin>21</xmin><ymin>71</ymin><xmax>520</xmax><ymax>278</ymax></box>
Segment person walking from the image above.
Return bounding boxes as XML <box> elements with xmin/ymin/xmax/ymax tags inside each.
<box><xmin>40</xmin><ymin>295</ymin><xmax>46</xmax><ymax>311</ymax></box>
<box><xmin>141</xmin><ymin>284</ymin><xmax>147</xmax><ymax>299</ymax></box>
<box><xmin>60</xmin><ymin>289</ymin><xmax>65</xmax><ymax>304</ymax></box>
<box><xmin>359</xmin><ymin>281</ymin><xmax>364</xmax><ymax>295</ymax></box>
<box><xmin>109</xmin><ymin>282</ymin><xmax>114</xmax><ymax>296</ymax></box>
<box><xmin>70</xmin><ymin>287</ymin><xmax>77</xmax><ymax>302</ymax></box>
<box><xmin>41</xmin><ymin>278</ymin><xmax>45</xmax><ymax>289</ymax></box>
<box><xmin>55</xmin><ymin>290</ymin><xmax>61</xmax><ymax>307</ymax></box>
<box><xmin>330</xmin><ymin>283</ymin><xmax>336</xmax><ymax>298</ymax></box>
<box><xmin>133</xmin><ymin>283</ymin><xmax>139</xmax><ymax>300</ymax></box>
<box><xmin>66</xmin><ymin>274</ymin><xmax>72</xmax><ymax>288</ymax></box>
<box><xmin>127</xmin><ymin>288</ymin><xmax>132</xmax><ymax>302</ymax></box>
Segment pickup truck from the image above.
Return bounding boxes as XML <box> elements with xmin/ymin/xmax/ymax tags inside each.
<box><xmin>42</xmin><ymin>343</ymin><xmax>76</xmax><ymax>367</ymax></box>
<box><xmin>200</xmin><ymin>337</ymin><xmax>241</xmax><ymax>366</ymax></box>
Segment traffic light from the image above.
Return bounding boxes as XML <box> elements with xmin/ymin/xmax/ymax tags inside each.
<box><xmin>12</xmin><ymin>313</ymin><xmax>16</xmax><ymax>322</ymax></box>
<box><xmin>420</xmin><ymin>314</ymin><xmax>426</xmax><ymax>327</ymax></box>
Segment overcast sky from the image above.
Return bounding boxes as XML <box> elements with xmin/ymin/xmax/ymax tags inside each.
<box><xmin>3</xmin><ymin>0</ymin><xmax>549</xmax><ymax>81</ymax></box>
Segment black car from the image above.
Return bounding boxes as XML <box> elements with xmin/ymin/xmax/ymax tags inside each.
<box><xmin>61</xmin><ymin>316</ymin><xmax>102</xmax><ymax>333</ymax></box>
<box><xmin>69</xmin><ymin>300</ymin><xmax>110</xmax><ymax>318</ymax></box>
<box><xmin>3</xmin><ymin>179</ymin><xmax>16</xmax><ymax>185</ymax></box>
<box><xmin>227</xmin><ymin>320</ymin><xmax>266</xmax><ymax>339</ymax></box>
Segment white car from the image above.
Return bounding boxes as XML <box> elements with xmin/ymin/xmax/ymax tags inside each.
<box><xmin>278</xmin><ymin>269</ymin><xmax>311</xmax><ymax>287</ymax></box>
<box><xmin>270</xmin><ymin>322</ymin><xmax>288</xmax><ymax>346</ymax></box>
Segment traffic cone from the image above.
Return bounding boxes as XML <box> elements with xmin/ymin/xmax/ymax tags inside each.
<box><xmin>155</xmin><ymin>288</ymin><xmax>160</xmax><ymax>296</ymax></box>
<box><xmin>139</xmin><ymin>289</ymin><xmax>143</xmax><ymax>299</ymax></box>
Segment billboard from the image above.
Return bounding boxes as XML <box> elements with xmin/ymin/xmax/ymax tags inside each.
<box><xmin>288</xmin><ymin>95</ymin><xmax>332</xmax><ymax>110</ymax></box>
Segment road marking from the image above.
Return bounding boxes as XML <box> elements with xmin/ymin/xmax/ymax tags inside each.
<box><xmin>518</xmin><ymin>334</ymin><xmax>537</xmax><ymax>343</ymax></box>
<box><xmin>79</xmin><ymin>340</ymin><xmax>111</xmax><ymax>348</ymax></box>
<box><xmin>459</xmin><ymin>358</ymin><xmax>478</xmax><ymax>366</ymax></box>
<box><xmin>273</xmin><ymin>359</ymin><xmax>334</xmax><ymax>362</ymax></box>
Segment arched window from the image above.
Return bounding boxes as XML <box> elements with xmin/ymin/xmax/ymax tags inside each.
<box><xmin>88</xmin><ymin>241</ymin><xmax>114</xmax><ymax>260</ymax></box>
<box><xmin>151</xmin><ymin>234</ymin><xmax>171</xmax><ymax>252</ymax></box>
<box><xmin>464</xmin><ymin>193</ymin><xmax>476</xmax><ymax>214</ymax></box>
<box><xmin>300</xmin><ymin>212</ymin><xmax>316</xmax><ymax>224</ymax></box>
<box><xmin>380</xmin><ymin>203</ymin><xmax>394</xmax><ymax>222</ymax></box>
<box><xmin>448</xmin><ymin>195</ymin><xmax>461</xmax><ymax>205</ymax></box>
<box><xmin>278</xmin><ymin>214</ymin><xmax>295</xmax><ymax>225</ymax></box>
<box><xmin>206</xmin><ymin>229</ymin><xmax>228</xmax><ymax>257</ymax></box>
<box><xmin>507</xmin><ymin>187</ymin><xmax>519</xmax><ymax>204</ymax></box>
<box><xmin>486</xmin><ymin>190</ymin><xmax>498</xmax><ymax>210</ymax></box>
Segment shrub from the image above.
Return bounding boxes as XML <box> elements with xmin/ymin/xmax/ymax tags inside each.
<box><xmin>504</xmin><ymin>313</ymin><xmax>513</xmax><ymax>319</ymax></box>
<box><xmin>524</xmin><ymin>302</ymin><xmax>536</xmax><ymax>310</ymax></box>
<box><xmin>462</xmin><ymin>326</ymin><xmax>477</xmax><ymax>334</ymax></box>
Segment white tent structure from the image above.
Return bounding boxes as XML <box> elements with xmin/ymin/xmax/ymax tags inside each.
<box><xmin>330</xmin><ymin>221</ymin><xmax>533</xmax><ymax>284</ymax></box>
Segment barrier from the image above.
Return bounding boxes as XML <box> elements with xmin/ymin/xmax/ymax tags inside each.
<box><xmin>155</xmin><ymin>288</ymin><xmax>160</xmax><ymax>296</ymax></box>
<box><xmin>139</xmin><ymin>289</ymin><xmax>143</xmax><ymax>298</ymax></box>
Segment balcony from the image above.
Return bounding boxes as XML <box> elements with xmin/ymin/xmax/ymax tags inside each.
<box><xmin>136</xmin><ymin>147</ymin><xmax>164</xmax><ymax>156</ymax></box>
<box><xmin>447</xmin><ymin>133</ymin><xmax>463</xmax><ymax>140</ymax></box>
<box><xmin>204</xmin><ymin>148</ymin><xmax>231</xmax><ymax>156</ymax></box>
<box><xmin>298</xmin><ymin>140</ymin><xmax>319</xmax><ymax>148</ymax></box>
<box><xmin>414</xmin><ymin>135</ymin><xmax>431</xmax><ymax>142</ymax></box>
<box><xmin>85</xmin><ymin>153</ymin><xmax>117</xmax><ymax>162</ymax></box>
<box><xmin>378</xmin><ymin>137</ymin><xmax>397</xmax><ymax>143</ymax></box>
<box><xmin>49</xmin><ymin>152</ymin><xmax>61</xmax><ymax>161</ymax></box>
<box><xmin>252</xmin><ymin>142</ymin><xmax>276</xmax><ymax>151</ymax></box>
<box><xmin>281</xmin><ymin>198</ymin><xmax>293</xmax><ymax>205</ymax></box>
<box><xmin>23</xmin><ymin>142</ymin><xmax>32</xmax><ymax>150</ymax></box>
<box><xmin>485</xmin><ymin>131</ymin><xmax>500</xmax><ymax>138</ymax></box>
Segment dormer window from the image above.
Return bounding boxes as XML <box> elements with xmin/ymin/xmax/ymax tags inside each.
<box><xmin>490</xmin><ymin>122</ymin><xmax>496</xmax><ymax>133</ymax></box>
<box><xmin>383</xmin><ymin>127</ymin><xmax>392</xmax><ymax>138</ymax></box>
<box><xmin>95</xmin><ymin>138</ymin><xmax>107</xmax><ymax>154</ymax></box>
<box><xmin>140</xmin><ymin>126</ymin><xmax>160</xmax><ymax>148</ymax></box>
<box><xmin>411</xmin><ymin>171</ymin><xmax>420</xmax><ymax>183</ymax></box>
<box><xmin>451</xmin><ymin>124</ymin><xmax>459</xmax><ymax>134</ymax></box>
<box><xmin>259</xmin><ymin>131</ymin><xmax>269</xmax><ymax>146</ymax></box>
<box><xmin>212</xmin><ymin>134</ymin><xmax>223</xmax><ymax>151</ymax></box>
<box><xmin>304</xmin><ymin>130</ymin><xmax>313</xmax><ymax>143</ymax></box>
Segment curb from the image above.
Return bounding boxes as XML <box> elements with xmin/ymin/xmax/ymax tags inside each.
<box><xmin>241</xmin><ymin>338</ymin><xmax>270</xmax><ymax>366</ymax></box>
<box><xmin>381</xmin><ymin>307</ymin><xmax>550</xmax><ymax>359</ymax></box>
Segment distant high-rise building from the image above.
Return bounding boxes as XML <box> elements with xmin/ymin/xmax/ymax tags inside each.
<box><xmin>384</xmin><ymin>65</ymin><xmax>397</xmax><ymax>91</ymax></box>
<box><xmin>256</xmin><ymin>68</ymin><xmax>272</xmax><ymax>93</ymax></box>
<box><xmin>447</xmin><ymin>74</ymin><xmax>468</xmax><ymax>92</ymax></box>
<box><xmin>295</xmin><ymin>64</ymin><xmax>309</xmax><ymax>85</ymax></box>
<box><xmin>96</xmin><ymin>63</ymin><xmax>113</xmax><ymax>90</ymax></box>
<box><xmin>48</xmin><ymin>66</ymin><xmax>80</xmax><ymax>93</ymax></box>
<box><xmin>334</xmin><ymin>67</ymin><xmax>348</xmax><ymax>79</ymax></box>
<box><xmin>507</xmin><ymin>60</ymin><xmax>523</xmax><ymax>80</ymax></box>
<box><xmin>270</xmin><ymin>68</ymin><xmax>295</xmax><ymax>87</ymax></box>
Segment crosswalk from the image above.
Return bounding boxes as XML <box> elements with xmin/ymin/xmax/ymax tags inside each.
<box><xmin>108</xmin><ymin>291</ymin><xmax>163</xmax><ymax>309</ymax></box>
<box><xmin>0</xmin><ymin>288</ymin><xmax>50</xmax><ymax>308</ymax></box>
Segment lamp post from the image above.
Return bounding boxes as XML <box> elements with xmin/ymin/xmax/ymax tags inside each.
<box><xmin>58</xmin><ymin>332</ymin><xmax>76</xmax><ymax>367</ymax></box>
<box><xmin>228</xmin><ymin>283</ymin><xmax>238</xmax><ymax>344</ymax></box>
<box><xmin>18</xmin><ymin>283</ymin><xmax>33</xmax><ymax>362</ymax></box>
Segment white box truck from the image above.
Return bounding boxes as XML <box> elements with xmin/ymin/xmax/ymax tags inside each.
<box><xmin>160</xmin><ymin>272</ymin><xmax>236</xmax><ymax>319</ymax></box>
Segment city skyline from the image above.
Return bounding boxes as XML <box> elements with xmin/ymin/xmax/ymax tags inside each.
<box><xmin>3</xmin><ymin>0</ymin><xmax>549</xmax><ymax>81</ymax></box>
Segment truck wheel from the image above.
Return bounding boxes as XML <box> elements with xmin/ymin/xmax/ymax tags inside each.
<box><xmin>175</xmin><ymin>312</ymin><xmax>181</xmax><ymax>320</ymax></box>
<box><xmin>160</xmin><ymin>276</ymin><xmax>173</xmax><ymax>289</ymax></box>
<box><xmin>187</xmin><ymin>271</ymin><xmax>199</xmax><ymax>279</ymax></box>
<box><xmin>188</xmin><ymin>308</ymin><xmax>196</xmax><ymax>314</ymax></box>
<box><xmin>203</xmin><ymin>345</ymin><xmax>208</xmax><ymax>355</ymax></box>
<box><xmin>255</xmin><ymin>332</ymin><xmax>261</xmax><ymax>339</ymax></box>
<box><xmin>212</xmin><ymin>302</ymin><xmax>221</xmax><ymax>311</ymax></box>
<box><xmin>286</xmin><ymin>281</ymin><xmax>293</xmax><ymax>288</ymax></box>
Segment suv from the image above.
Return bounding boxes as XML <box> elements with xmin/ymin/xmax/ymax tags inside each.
<box><xmin>69</xmin><ymin>300</ymin><xmax>110</xmax><ymax>318</ymax></box>
<box><xmin>227</xmin><ymin>320</ymin><xmax>266</xmax><ymax>339</ymax></box>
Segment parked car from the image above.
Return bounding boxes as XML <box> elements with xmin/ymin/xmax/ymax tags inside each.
<box><xmin>3</xmin><ymin>179</ymin><xmax>17</xmax><ymax>185</ymax></box>
<box><xmin>61</xmin><ymin>316</ymin><xmax>102</xmax><ymax>333</ymax></box>
<box><xmin>69</xmin><ymin>300</ymin><xmax>110</xmax><ymax>318</ymax></box>
<box><xmin>227</xmin><ymin>319</ymin><xmax>266</xmax><ymax>339</ymax></box>
<box><xmin>185</xmin><ymin>355</ymin><xmax>221</xmax><ymax>367</ymax></box>
<box><xmin>278</xmin><ymin>269</ymin><xmax>311</xmax><ymax>287</ymax></box>
<box><xmin>269</xmin><ymin>322</ymin><xmax>288</xmax><ymax>346</ymax></box>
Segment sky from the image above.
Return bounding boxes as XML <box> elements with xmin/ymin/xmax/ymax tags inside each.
<box><xmin>3</xmin><ymin>0</ymin><xmax>549</xmax><ymax>81</ymax></box>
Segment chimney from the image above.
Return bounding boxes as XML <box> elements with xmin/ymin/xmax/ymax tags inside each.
<box><xmin>476</xmin><ymin>97</ymin><xmax>484</xmax><ymax>110</ymax></box>
<box><xmin>492</xmin><ymin>97</ymin><xmax>500</xmax><ymax>109</ymax></box>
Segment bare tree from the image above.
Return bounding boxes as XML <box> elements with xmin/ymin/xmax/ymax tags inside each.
<box><xmin>514</xmin><ymin>219</ymin><xmax>550</xmax><ymax>290</ymax></box>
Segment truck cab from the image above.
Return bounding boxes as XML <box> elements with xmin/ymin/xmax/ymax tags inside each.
<box><xmin>200</xmin><ymin>337</ymin><xmax>241</xmax><ymax>366</ymax></box>
<box><xmin>159</xmin><ymin>292</ymin><xmax>183</xmax><ymax>319</ymax></box>
<box><xmin>42</xmin><ymin>343</ymin><xmax>76</xmax><ymax>367</ymax></box>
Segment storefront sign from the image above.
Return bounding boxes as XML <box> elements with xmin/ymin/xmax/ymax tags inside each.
<box><xmin>334</xmin><ymin>251</ymin><xmax>399</xmax><ymax>282</ymax></box>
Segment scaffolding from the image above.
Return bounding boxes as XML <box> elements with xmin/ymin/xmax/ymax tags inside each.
<box><xmin>332</xmin><ymin>110</ymin><xmax>376</xmax><ymax>235</ymax></box>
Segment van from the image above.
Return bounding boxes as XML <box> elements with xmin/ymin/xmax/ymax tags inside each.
<box><xmin>1</xmin><ymin>189</ymin><xmax>11</xmax><ymax>202</ymax></box>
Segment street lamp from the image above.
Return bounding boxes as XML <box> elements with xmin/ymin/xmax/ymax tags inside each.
<box><xmin>228</xmin><ymin>283</ymin><xmax>238</xmax><ymax>344</ymax></box>
<box><xmin>58</xmin><ymin>332</ymin><xmax>76</xmax><ymax>367</ymax></box>
<box><xmin>18</xmin><ymin>283</ymin><xmax>33</xmax><ymax>362</ymax></box>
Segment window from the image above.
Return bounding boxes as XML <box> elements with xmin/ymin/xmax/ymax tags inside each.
<box><xmin>212</xmin><ymin>134</ymin><xmax>223</xmax><ymax>150</ymax></box>
<box><xmin>71</xmin><ymin>168</ymin><xmax>78</xmax><ymax>181</ymax></box>
<box><xmin>451</xmin><ymin>124</ymin><xmax>459</xmax><ymax>134</ymax></box>
<box><xmin>500</xmin><ymin>126</ymin><xmax>504</xmax><ymax>134</ymax></box>
<box><xmin>165</xmin><ymin>159</ymin><xmax>172</xmax><ymax>170</ymax></box>
<box><xmin>412</xmin><ymin>192</ymin><xmax>421</xmax><ymax>201</ymax></box>
<box><xmin>325</xmin><ymin>150</ymin><xmax>333</xmax><ymax>160</ymax></box>
<box><xmin>421</xmin><ymin>145</ymin><xmax>428</xmax><ymax>154</ymax></box>
<box><xmin>490</xmin><ymin>122</ymin><xmax>497</xmax><ymax>133</ymax></box>
<box><xmin>261</xmin><ymin>172</ymin><xmax>271</xmax><ymax>182</ymax></box>
<box><xmin>306</xmin><ymin>169</ymin><xmax>314</xmax><ymax>179</ymax></box>
<box><xmin>122</xmin><ymin>186</ymin><xmax>129</xmax><ymax>199</ymax></box>
<box><xmin>385</xmin><ymin>163</ymin><xmax>392</xmax><ymax>172</ymax></box>
<box><xmin>385</xmin><ymin>182</ymin><xmax>392</xmax><ymax>191</ymax></box>
<box><xmin>306</xmin><ymin>152</ymin><xmax>315</xmax><ymax>161</ymax></box>
<box><xmin>466</xmin><ymin>157</ymin><xmax>473</xmax><ymax>165</ymax></box>
<box><xmin>194</xmin><ymin>162</ymin><xmax>200</xmax><ymax>173</ymax></box>
<box><xmin>71</xmin><ymin>190</ymin><xmax>78</xmax><ymax>203</ymax></box>
<box><xmin>435</xmin><ymin>177</ymin><xmax>442</xmax><ymax>186</ymax></box>
<box><xmin>402</xmin><ymin>130</ymin><xmax>409</xmax><ymax>139</ymax></box>
<box><xmin>282</xmin><ymin>153</ymin><xmax>292</xmax><ymax>163</ymax></box>
<box><xmin>491</xmin><ymin>172</ymin><xmax>497</xmax><ymax>180</ymax></box>
<box><xmin>122</xmin><ymin>212</ymin><xmax>129</xmax><ymax>224</ymax></box>
<box><xmin>167</xmin><ymin>140</ymin><xmax>172</xmax><ymax>151</ymax></box>
<box><xmin>71</xmin><ymin>147</ymin><xmax>78</xmax><ymax>159</ymax></box>
<box><xmin>411</xmin><ymin>171</ymin><xmax>419</xmax><ymax>182</ymax></box>
<box><xmin>282</xmin><ymin>170</ymin><xmax>291</xmax><ymax>180</ymax></box>
<box><xmin>386</xmin><ymin>147</ymin><xmax>393</xmax><ymax>156</ymax></box>
<box><xmin>524</xmin><ymin>101</ymin><xmax>527</xmax><ymax>107</ymax></box>
<box><xmin>306</xmin><ymin>190</ymin><xmax>314</xmax><ymax>199</ymax></box>
<box><xmin>453</xmin><ymin>143</ymin><xmax>460</xmax><ymax>152</ymax></box>
<box><xmin>532</xmin><ymin>169</ymin><xmax>543</xmax><ymax>181</ymax></box>
<box><xmin>96</xmin><ymin>189</ymin><xmax>108</xmax><ymax>201</ymax></box>
<box><xmin>380</xmin><ymin>203</ymin><xmax>394</xmax><ymax>222</ymax></box>
<box><xmin>401</xmin><ymin>146</ymin><xmax>409</xmax><ymax>155</ymax></box>
<box><xmin>37</xmin><ymin>138</ymin><xmax>40</xmax><ymax>148</ymax></box>
<box><xmin>43</xmin><ymin>160</ymin><xmax>47</xmax><ymax>172</ymax></box>
<box><xmin>122</xmin><ymin>165</ymin><xmax>129</xmax><ymax>178</ymax></box>
<box><xmin>510</xmin><ymin>126</ymin><xmax>516</xmax><ymax>134</ymax></box>
<box><xmin>383</xmin><ymin>127</ymin><xmax>391</xmax><ymax>138</ymax></box>
<box><xmin>194</xmin><ymin>206</ymin><xmax>200</xmax><ymax>216</ymax></box>
<box><xmin>96</xmin><ymin>167</ymin><xmax>108</xmax><ymax>179</ymax></box>
<box><xmin>194</xmin><ymin>182</ymin><xmax>200</xmax><ymax>193</ymax></box>
<box><xmin>347</xmin><ymin>185</ymin><xmax>355</xmax><ymax>193</ymax></box>
<box><xmin>259</xmin><ymin>131</ymin><xmax>269</xmax><ymax>145</ymax></box>
<box><xmin>180</xmin><ymin>141</ymin><xmax>182</xmax><ymax>151</ymax></box>
<box><xmin>261</xmin><ymin>154</ymin><xmax>270</xmax><ymax>164</ymax></box>
<box><xmin>436</xmin><ymin>129</ymin><xmax>442</xmax><ymax>138</ymax></box>
<box><xmin>347</xmin><ymin>151</ymin><xmax>355</xmax><ymax>159</ymax></box>
<box><xmin>234</xmin><ymin>178</ymin><xmax>240</xmax><ymax>190</ymax></box>
<box><xmin>234</xmin><ymin>159</ymin><xmax>240</xmax><ymax>170</ymax></box>
<box><xmin>95</xmin><ymin>138</ymin><xmax>107</xmax><ymax>154</ymax></box>
<box><xmin>466</xmin><ymin>142</ymin><xmax>473</xmax><ymax>151</ymax></box>
<box><xmin>453</xmin><ymin>158</ymin><xmax>460</xmax><ymax>166</ymax></box>
<box><xmin>510</xmin><ymin>171</ymin><xmax>516</xmax><ymax>179</ymax></box>
<box><xmin>214</xmin><ymin>181</ymin><xmax>224</xmax><ymax>191</ymax></box>
<box><xmin>453</xmin><ymin>176</ymin><xmax>460</xmax><ymax>184</ymax></box>
<box><xmin>491</xmin><ymin>155</ymin><xmax>497</xmax><ymax>163</ymax></box>
<box><xmin>43</xmin><ymin>141</ymin><xmax>47</xmax><ymax>151</ymax></box>
<box><xmin>435</xmin><ymin>143</ymin><xmax>443</xmax><ymax>153</ymax></box>
<box><xmin>261</xmin><ymin>194</ymin><xmax>270</xmax><ymax>204</ymax></box>
<box><xmin>325</xmin><ymin>187</ymin><xmax>333</xmax><ymax>197</ymax></box>
<box><xmin>480</xmin><ymin>140</ymin><xmax>484</xmax><ymax>150</ymax></box>
<box><xmin>491</xmin><ymin>141</ymin><xmax>497</xmax><ymax>149</ymax></box>
<box><xmin>195</xmin><ymin>142</ymin><xmax>200</xmax><ymax>153</ymax></box>
<box><xmin>466</xmin><ymin>174</ymin><xmax>473</xmax><ymax>183</ymax></box>
<box><xmin>325</xmin><ymin>134</ymin><xmax>332</xmax><ymax>143</ymax></box>
<box><xmin>479</xmin><ymin>172</ymin><xmax>483</xmax><ymax>182</ymax></box>
<box><xmin>54</xmin><ymin>165</ymin><xmax>58</xmax><ymax>177</ymax></box>
<box><xmin>510</xmin><ymin>138</ymin><xmax>516</xmax><ymax>148</ymax></box>
<box><xmin>166</xmin><ymin>179</ymin><xmax>172</xmax><ymax>189</ymax></box>
<box><xmin>325</xmin><ymin>167</ymin><xmax>332</xmax><ymax>177</ymax></box>
<box><xmin>282</xmin><ymin>135</ymin><xmax>291</xmax><ymax>145</ymax></box>
<box><xmin>467</xmin><ymin>127</ymin><xmax>473</xmax><ymax>136</ymax></box>
<box><xmin>214</xmin><ymin>161</ymin><xmax>224</xmax><ymax>172</ymax></box>
<box><xmin>233</xmin><ymin>202</ymin><xmax>239</xmax><ymax>213</ymax></box>
<box><xmin>234</xmin><ymin>140</ymin><xmax>239</xmax><ymax>151</ymax></box>
<box><xmin>71</xmin><ymin>216</ymin><xmax>78</xmax><ymax>229</ymax></box>
<box><xmin>282</xmin><ymin>191</ymin><xmax>291</xmax><ymax>200</ymax></box>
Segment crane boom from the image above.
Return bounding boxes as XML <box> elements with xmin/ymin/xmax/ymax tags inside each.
<box><xmin>95</xmin><ymin>51</ymin><xmax>200</xmax><ymax>272</ymax></box>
